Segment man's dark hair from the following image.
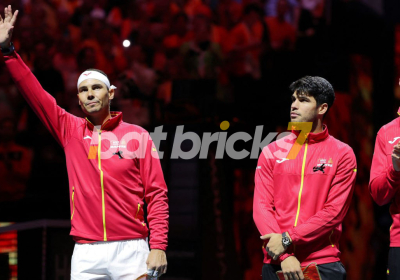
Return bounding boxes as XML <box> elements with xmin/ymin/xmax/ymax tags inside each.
<box><xmin>289</xmin><ymin>76</ymin><xmax>335</xmax><ymax>113</ymax></box>
<box><xmin>85</xmin><ymin>68</ymin><xmax>108</xmax><ymax>78</ymax></box>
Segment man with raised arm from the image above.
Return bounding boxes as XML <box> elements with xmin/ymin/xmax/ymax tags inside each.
<box><xmin>253</xmin><ymin>76</ymin><xmax>357</xmax><ymax>280</ymax></box>
<box><xmin>0</xmin><ymin>5</ymin><xmax>168</xmax><ymax>279</ymax></box>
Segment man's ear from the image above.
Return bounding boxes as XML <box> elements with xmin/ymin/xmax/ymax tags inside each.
<box><xmin>77</xmin><ymin>95</ymin><xmax>81</xmax><ymax>105</ymax></box>
<box><xmin>109</xmin><ymin>88</ymin><xmax>115</xmax><ymax>100</ymax></box>
<box><xmin>319</xmin><ymin>103</ymin><xmax>328</xmax><ymax>116</ymax></box>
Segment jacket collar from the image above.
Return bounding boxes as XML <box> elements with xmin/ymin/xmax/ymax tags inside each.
<box><xmin>85</xmin><ymin>112</ymin><xmax>123</xmax><ymax>131</ymax></box>
<box><xmin>291</xmin><ymin>124</ymin><xmax>329</xmax><ymax>144</ymax></box>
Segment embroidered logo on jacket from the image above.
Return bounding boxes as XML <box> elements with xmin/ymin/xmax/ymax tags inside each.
<box><xmin>313</xmin><ymin>163</ymin><xmax>326</xmax><ymax>173</ymax></box>
<box><xmin>276</xmin><ymin>158</ymin><xmax>289</xmax><ymax>163</ymax></box>
<box><xmin>316</xmin><ymin>158</ymin><xmax>333</xmax><ymax>168</ymax></box>
<box><xmin>113</xmin><ymin>150</ymin><xmax>123</xmax><ymax>159</ymax></box>
<box><xmin>389</xmin><ymin>137</ymin><xmax>400</xmax><ymax>144</ymax></box>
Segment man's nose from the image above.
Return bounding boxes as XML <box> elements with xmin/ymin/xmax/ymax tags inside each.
<box><xmin>87</xmin><ymin>91</ymin><xmax>94</xmax><ymax>100</ymax></box>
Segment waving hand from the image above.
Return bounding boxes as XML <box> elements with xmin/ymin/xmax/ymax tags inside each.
<box><xmin>0</xmin><ymin>5</ymin><xmax>18</xmax><ymax>49</ymax></box>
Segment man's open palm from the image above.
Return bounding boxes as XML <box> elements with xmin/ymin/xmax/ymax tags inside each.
<box><xmin>0</xmin><ymin>5</ymin><xmax>18</xmax><ymax>48</ymax></box>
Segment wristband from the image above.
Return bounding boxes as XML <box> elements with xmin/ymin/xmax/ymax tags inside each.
<box><xmin>1</xmin><ymin>42</ymin><xmax>15</xmax><ymax>55</ymax></box>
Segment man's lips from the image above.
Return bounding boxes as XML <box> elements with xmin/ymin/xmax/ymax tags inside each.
<box><xmin>291</xmin><ymin>113</ymin><xmax>300</xmax><ymax>117</ymax></box>
<box><xmin>86</xmin><ymin>101</ymin><xmax>99</xmax><ymax>106</ymax></box>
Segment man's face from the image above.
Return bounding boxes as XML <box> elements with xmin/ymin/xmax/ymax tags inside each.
<box><xmin>290</xmin><ymin>91</ymin><xmax>319</xmax><ymax>122</ymax></box>
<box><xmin>77</xmin><ymin>79</ymin><xmax>114</xmax><ymax>115</ymax></box>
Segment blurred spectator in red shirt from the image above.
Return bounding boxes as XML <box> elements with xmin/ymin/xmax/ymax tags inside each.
<box><xmin>181</xmin><ymin>15</ymin><xmax>223</xmax><ymax>79</ymax></box>
<box><xmin>33</xmin><ymin>43</ymin><xmax>65</xmax><ymax>106</ymax></box>
<box><xmin>163</xmin><ymin>13</ymin><xmax>193</xmax><ymax>57</ymax></box>
<box><xmin>217</xmin><ymin>0</ymin><xmax>243</xmax><ymax>30</ymax></box>
<box><xmin>53</xmin><ymin>37</ymin><xmax>79</xmax><ymax>98</ymax></box>
<box><xmin>265</xmin><ymin>0</ymin><xmax>297</xmax><ymax>51</ymax></box>
<box><xmin>227</xmin><ymin>4</ymin><xmax>265</xmax><ymax>78</ymax></box>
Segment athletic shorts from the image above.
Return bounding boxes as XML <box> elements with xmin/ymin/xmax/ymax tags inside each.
<box><xmin>71</xmin><ymin>238</ymin><xmax>149</xmax><ymax>280</ymax></box>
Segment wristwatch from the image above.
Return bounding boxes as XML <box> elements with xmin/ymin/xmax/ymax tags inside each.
<box><xmin>282</xmin><ymin>232</ymin><xmax>292</xmax><ymax>247</ymax></box>
<box><xmin>1</xmin><ymin>42</ymin><xmax>15</xmax><ymax>55</ymax></box>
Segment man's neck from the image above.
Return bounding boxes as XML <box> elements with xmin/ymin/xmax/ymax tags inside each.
<box><xmin>311</xmin><ymin>119</ymin><xmax>324</xmax><ymax>134</ymax></box>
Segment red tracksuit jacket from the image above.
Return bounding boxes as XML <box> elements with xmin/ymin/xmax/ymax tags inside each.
<box><xmin>5</xmin><ymin>52</ymin><xmax>169</xmax><ymax>250</ymax></box>
<box><xmin>370</xmin><ymin>116</ymin><xmax>400</xmax><ymax>247</ymax></box>
<box><xmin>253</xmin><ymin>126</ymin><xmax>357</xmax><ymax>265</ymax></box>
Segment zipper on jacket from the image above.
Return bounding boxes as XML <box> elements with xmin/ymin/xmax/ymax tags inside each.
<box><xmin>329</xmin><ymin>230</ymin><xmax>335</xmax><ymax>247</ymax></box>
<box><xmin>71</xmin><ymin>187</ymin><xmax>75</xmax><ymax>220</ymax></box>
<box><xmin>294</xmin><ymin>140</ymin><xmax>308</xmax><ymax>227</ymax></box>
<box><xmin>98</xmin><ymin>130</ymin><xmax>107</xmax><ymax>241</ymax></box>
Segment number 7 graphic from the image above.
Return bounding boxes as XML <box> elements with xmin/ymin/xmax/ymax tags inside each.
<box><xmin>286</xmin><ymin>122</ymin><xmax>312</xmax><ymax>160</ymax></box>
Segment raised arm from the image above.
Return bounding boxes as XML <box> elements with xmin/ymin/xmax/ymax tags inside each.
<box><xmin>1</xmin><ymin>5</ymin><xmax>77</xmax><ymax>147</ymax></box>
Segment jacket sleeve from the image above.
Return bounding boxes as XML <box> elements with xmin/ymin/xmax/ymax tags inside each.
<box><xmin>254</xmin><ymin>147</ymin><xmax>294</xmax><ymax>261</ymax></box>
<box><xmin>139</xmin><ymin>132</ymin><xmax>169</xmax><ymax>251</ymax></box>
<box><xmin>287</xmin><ymin>147</ymin><xmax>357</xmax><ymax>245</ymax></box>
<box><xmin>253</xmin><ymin>146</ymin><xmax>282</xmax><ymax>234</ymax></box>
<box><xmin>369</xmin><ymin>127</ymin><xmax>400</xmax><ymax>206</ymax></box>
<box><xmin>4</xmin><ymin>51</ymin><xmax>77</xmax><ymax>147</ymax></box>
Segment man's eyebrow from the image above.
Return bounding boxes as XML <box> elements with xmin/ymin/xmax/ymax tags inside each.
<box><xmin>78</xmin><ymin>84</ymin><xmax>103</xmax><ymax>90</ymax></box>
<box><xmin>296</xmin><ymin>93</ymin><xmax>310</xmax><ymax>99</ymax></box>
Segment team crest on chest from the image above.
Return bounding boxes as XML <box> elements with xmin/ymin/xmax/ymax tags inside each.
<box><xmin>111</xmin><ymin>140</ymin><xmax>127</xmax><ymax>149</ymax></box>
<box><xmin>315</xmin><ymin>157</ymin><xmax>333</xmax><ymax>169</ymax></box>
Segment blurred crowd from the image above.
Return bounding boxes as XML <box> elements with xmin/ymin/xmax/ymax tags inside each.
<box><xmin>0</xmin><ymin>0</ymin><xmax>328</xmax><ymax>211</ymax></box>
<box><xmin>0</xmin><ymin>0</ymin><xmax>328</xmax><ymax>126</ymax></box>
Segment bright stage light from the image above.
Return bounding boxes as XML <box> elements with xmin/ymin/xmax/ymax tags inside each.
<box><xmin>123</xmin><ymin>40</ymin><xmax>131</xmax><ymax>48</ymax></box>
